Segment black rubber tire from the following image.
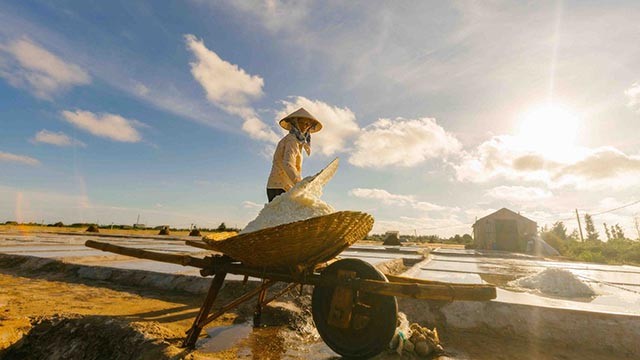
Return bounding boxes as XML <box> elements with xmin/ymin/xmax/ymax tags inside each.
<box><xmin>312</xmin><ymin>259</ymin><xmax>397</xmax><ymax>359</ymax></box>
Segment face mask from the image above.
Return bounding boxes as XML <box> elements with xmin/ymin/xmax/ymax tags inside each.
<box><xmin>289</xmin><ymin>121</ymin><xmax>311</xmax><ymax>155</ymax></box>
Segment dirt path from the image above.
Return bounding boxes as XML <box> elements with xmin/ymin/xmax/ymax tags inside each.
<box><xmin>0</xmin><ymin>262</ymin><xmax>267</xmax><ymax>359</ymax></box>
<box><xmin>0</xmin><ymin>252</ymin><xmax>333</xmax><ymax>360</ymax></box>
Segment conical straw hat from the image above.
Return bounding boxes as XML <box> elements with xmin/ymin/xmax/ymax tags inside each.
<box><xmin>279</xmin><ymin>107</ymin><xmax>323</xmax><ymax>133</ymax></box>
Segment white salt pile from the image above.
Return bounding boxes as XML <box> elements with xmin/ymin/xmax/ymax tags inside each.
<box><xmin>510</xmin><ymin>268</ymin><xmax>595</xmax><ymax>298</ymax></box>
<box><xmin>240</xmin><ymin>158</ymin><xmax>338</xmax><ymax>234</ymax></box>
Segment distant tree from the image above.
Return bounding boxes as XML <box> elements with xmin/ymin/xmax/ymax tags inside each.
<box><xmin>216</xmin><ymin>222</ymin><xmax>227</xmax><ymax>231</ymax></box>
<box><xmin>462</xmin><ymin>234</ymin><xmax>473</xmax><ymax>244</ymax></box>
<box><xmin>604</xmin><ymin>223</ymin><xmax>612</xmax><ymax>241</ymax></box>
<box><xmin>612</xmin><ymin>224</ymin><xmax>625</xmax><ymax>240</ymax></box>
<box><xmin>584</xmin><ymin>213</ymin><xmax>600</xmax><ymax>242</ymax></box>
<box><xmin>551</xmin><ymin>221</ymin><xmax>568</xmax><ymax>240</ymax></box>
<box><xmin>569</xmin><ymin>229</ymin><xmax>580</xmax><ymax>241</ymax></box>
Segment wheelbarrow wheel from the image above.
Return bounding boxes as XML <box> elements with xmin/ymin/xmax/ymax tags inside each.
<box><xmin>312</xmin><ymin>258</ymin><xmax>397</xmax><ymax>359</ymax></box>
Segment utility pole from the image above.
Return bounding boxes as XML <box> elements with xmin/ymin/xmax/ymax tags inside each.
<box><xmin>575</xmin><ymin>209</ymin><xmax>585</xmax><ymax>242</ymax></box>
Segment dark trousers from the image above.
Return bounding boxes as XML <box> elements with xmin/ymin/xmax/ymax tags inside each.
<box><xmin>267</xmin><ymin>188</ymin><xmax>285</xmax><ymax>202</ymax></box>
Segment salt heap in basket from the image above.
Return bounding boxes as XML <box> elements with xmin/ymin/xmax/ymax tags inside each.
<box><xmin>240</xmin><ymin>158</ymin><xmax>338</xmax><ymax>234</ymax></box>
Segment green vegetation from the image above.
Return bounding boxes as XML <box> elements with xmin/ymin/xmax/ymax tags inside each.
<box><xmin>366</xmin><ymin>233</ymin><xmax>473</xmax><ymax>246</ymax></box>
<box><xmin>541</xmin><ymin>220</ymin><xmax>640</xmax><ymax>265</ymax></box>
<box><xmin>1</xmin><ymin>220</ymin><xmax>240</xmax><ymax>233</ymax></box>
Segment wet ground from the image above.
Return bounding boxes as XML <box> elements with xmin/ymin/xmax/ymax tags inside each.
<box><xmin>0</xmin><ymin>266</ymin><xmax>621</xmax><ymax>360</ymax></box>
<box><xmin>0</xmin><ymin>232</ymin><xmax>424</xmax><ymax>282</ymax></box>
<box><xmin>1</xmin><ymin>231</ymin><xmax>639</xmax><ymax>359</ymax></box>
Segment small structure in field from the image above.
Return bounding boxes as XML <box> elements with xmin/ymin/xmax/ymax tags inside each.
<box><xmin>86</xmin><ymin>224</ymin><xmax>100</xmax><ymax>233</ymax></box>
<box><xmin>189</xmin><ymin>228</ymin><xmax>202</xmax><ymax>236</ymax></box>
<box><xmin>158</xmin><ymin>226</ymin><xmax>170</xmax><ymax>235</ymax></box>
<box><xmin>473</xmin><ymin>208</ymin><xmax>537</xmax><ymax>252</ymax></box>
<box><xmin>382</xmin><ymin>231</ymin><xmax>402</xmax><ymax>246</ymax></box>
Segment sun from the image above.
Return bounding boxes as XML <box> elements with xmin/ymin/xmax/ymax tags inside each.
<box><xmin>517</xmin><ymin>103</ymin><xmax>580</xmax><ymax>159</ymax></box>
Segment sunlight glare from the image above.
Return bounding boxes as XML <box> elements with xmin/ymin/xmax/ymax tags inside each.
<box><xmin>518</xmin><ymin>103</ymin><xmax>580</xmax><ymax>159</ymax></box>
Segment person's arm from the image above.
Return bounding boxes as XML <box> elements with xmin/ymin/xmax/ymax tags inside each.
<box><xmin>282</xmin><ymin>138</ymin><xmax>302</xmax><ymax>183</ymax></box>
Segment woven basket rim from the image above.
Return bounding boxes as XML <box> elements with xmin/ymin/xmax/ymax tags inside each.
<box><xmin>204</xmin><ymin>210</ymin><xmax>370</xmax><ymax>244</ymax></box>
<box><xmin>201</xmin><ymin>211</ymin><xmax>374</xmax><ymax>269</ymax></box>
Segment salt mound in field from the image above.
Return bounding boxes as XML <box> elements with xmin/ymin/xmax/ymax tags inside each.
<box><xmin>510</xmin><ymin>268</ymin><xmax>596</xmax><ymax>298</ymax></box>
<box><xmin>240</xmin><ymin>158</ymin><xmax>338</xmax><ymax>234</ymax></box>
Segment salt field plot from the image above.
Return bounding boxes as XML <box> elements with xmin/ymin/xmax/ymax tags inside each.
<box><xmin>406</xmin><ymin>248</ymin><xmax>640</xmax><ymax>315</ymax></box>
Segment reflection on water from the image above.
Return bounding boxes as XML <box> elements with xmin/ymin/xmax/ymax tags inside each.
<box><xmin>198</xmin><ymin>323</ymin><xmax>253</xmax><ymax>352</ymax></box>
<box><xmin>197</xmin><ymin>323</ymin><xmax>340</xmax><ymax>359</ymax></box>
<box><xmin>238</xmin><ymin>325</ymin><xmax>287</xmax><ymax>360</ymax></box>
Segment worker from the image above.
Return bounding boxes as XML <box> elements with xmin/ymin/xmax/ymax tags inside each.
<box><xmin>266</xmin><ymin>107</ymin><xmax>322</xmax><ymax>202</ymax></box>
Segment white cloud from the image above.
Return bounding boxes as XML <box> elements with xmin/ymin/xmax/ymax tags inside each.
<box><xmin>242</xmin><ymin>115</ymin><xmax>280</xmax><ymax>143</ymax></box>
<box><xmin>0</xmin><ymin>37</ymin><xmax>90</xmax><ymax>99</ymax></box>
<box><xmin>485</xmin><ymin>186</ymin><xmax>553</xmax><ymax>202</ymax></box>
<box><xmin>349</xmin><ymin>188</ymin><xmax>414</xmax><ymax>205</ymax></box>
<box><xmin>242</xmin><ymin>201</ymin><xmax>263</xmax><ymax>209</ymax></box>
<box><xmin>133</xmin><ymin>82</ymin><xmax>149</xmax><ymax>96</ymax></box>
<box><xmin>184</xmin><ymin>34</ymin><xmax>279</xmax><ymax>143</ymax></box>
<box><xmin>454</xmin><ymin>135</ymin><xmax>640</xmax><ymax>189</ymax></box>
<box><xmin>454</xmin><ymin>135</ymin><xmax>554</xmax><ymax>183</ymax></box>
<box><xmin>184</xmin><ymin>35</ymin><xmax>361</xmax><ymax>149</ymax></box>
<box><xmin>275</xmin><ymin>97</ymin><xmax>360</xmax><ymax>156</ymax></box>
<box><xmin>349</xmin><ymin>187</ymin><xmax>447</xmax><ymax>212</ymax></box>
<box><xmin>61</xmin><ymin>110</ymin><xmax>142</xmax><ymax>143</ymax></box>
<box><xmin>220</xmin><ymin>1</ymin><xmax>312</xmax><ymax>34</ymax></box>
<box><xmin>0</xmin><ymin>151</ymin><xmax>40</xmax><ymax>166</ymax></box>
<box><xmin>374</xmin><ymin>216</ymin><xmax>470</xmax><ymax>237</ymax></box>
<box><xmin>625</xmin><ymin>82</ymin><xmax>640</xmax><ymax>112</ymax></box>
<box><xmin>349</xmin><ymin>117</ymin><xmax>462</xmax><ymax>168</ymax></box>
<box><xmin>31</xmin><ymin>129</ymin><xmax>86</xmax><ymax>147</ymax></box>
<box><xmin>0</xmin><ymin>13</ymin><xmax>240</xmax><ymax>135</ymax></box>
<box><xmin>556</xmin><ymin>147</ymin><xmax>640</xmax><ymax>187</ymax></box>
<box><xmin>185</xmin><ymin>34</ymin><xmax>263</xmax><ymax>110</ymax></box>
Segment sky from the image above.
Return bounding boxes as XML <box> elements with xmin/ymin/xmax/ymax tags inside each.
<box><xmin>1</xmin><ymin>0</ymin><xmax>640</xmax><ymax>238</ymax></box>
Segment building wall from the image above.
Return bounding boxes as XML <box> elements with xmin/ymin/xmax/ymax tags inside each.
<box><xmin>473</xmin><ymin>210</ymin><xmax>537</xmax><ymax>251</ymax></box>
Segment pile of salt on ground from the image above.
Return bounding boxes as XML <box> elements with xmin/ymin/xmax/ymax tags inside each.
<box><xmin>510</xmin><ymin>268</ymin><xmax>596</xmax><ymax>298</ymax></box>
<box><xmin>240</xmin><ymin>158</ymin><xmax>339</xmax><ymax>234</ymax></box>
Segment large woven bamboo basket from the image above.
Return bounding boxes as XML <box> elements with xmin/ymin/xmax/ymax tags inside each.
<box><xmin>203</xmin><ymin>211</ymin><xmax>374</xmax><ymax>270</ymax></box>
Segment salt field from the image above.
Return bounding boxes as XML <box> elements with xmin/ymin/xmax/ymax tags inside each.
<box><xmin>2</xmin><ymin>231</ymin><xmax>639</xmax><ymax>358</ymax></box>
<box><xmin>404</xmin><ymin>248</ymin><xmax>640</xmax><ymax>315</ymax></box>
<box><xmin>2</xmin><ymin>231</ymin><xmax>640</xmax><ymax>316</ymax></box>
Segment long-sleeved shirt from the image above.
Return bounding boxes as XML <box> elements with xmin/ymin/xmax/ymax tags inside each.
<box><xmin>267</xmin><ymin>133</ymin><xmax>303</xmax><ymax>191</ymax></box>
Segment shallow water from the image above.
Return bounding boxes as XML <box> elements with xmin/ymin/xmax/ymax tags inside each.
<box><xmin>199</xmin><ymin>323</ymin><xmax>253</xmax><ymax>352</ymax></box>
<box><xmin>197</xmin><ymin>322</ymin><xmax>339</xmax><ymax>359</ymax></box>
<box><xmin>410</xmin><ymin>252</ymin><xmax>640</xmax><ymax>315</ymax></box>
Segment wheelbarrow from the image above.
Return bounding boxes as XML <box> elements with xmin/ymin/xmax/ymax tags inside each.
<box><xmin>85</xmin><ymin>211</ymin><xmax>496</xmax><ymax>358</ymax></box>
